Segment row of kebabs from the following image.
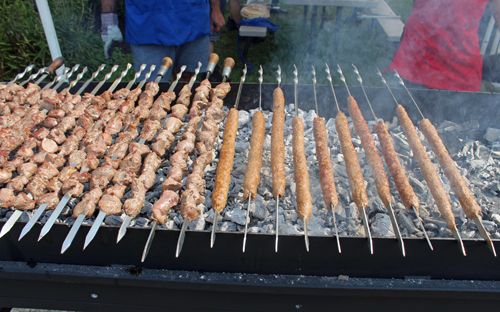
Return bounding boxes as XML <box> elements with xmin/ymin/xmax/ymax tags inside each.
<box><xmin>0</xmin><ymin>58</ymin><xmax>495</xmax><ymax>259</ymax></box>
<box><xmin>0</xmin><ymin>57</ymin><xmax>233</xmax><ymax>254</ymax></box>
<box><xmin>206</xmin><ymin>63</ymin><xmax>495</xmax><ymax>257</ymax></box>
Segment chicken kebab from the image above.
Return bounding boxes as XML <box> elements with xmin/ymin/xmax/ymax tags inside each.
<box><xmin>59</xmin><ymin>60</ymin><xmax>174</xmax><ymax>253</ymax></box>
<box><xmin>0</xmin><ymin>64</ymin><xmax>120</xmax><ymax>238</ymax></box>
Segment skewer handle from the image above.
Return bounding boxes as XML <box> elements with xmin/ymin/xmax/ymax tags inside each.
<box><xmin>46</xmin><ymin>56</ymin><xmax>66</xmax><ymax>75</ymax></box>
<box><xmin>157</xmin><ymin>57</ymin><xmax>173</xmax><ymax>78</ymax></box>
<box><xmin>222</xmin><ymin>57</ymin><xmax>235</xmax><ymax>80</ymax></box>
<box><xmin>206</xmin><ymin>53</ymin><xmax>219</xmax><ymax>75</ymax></box>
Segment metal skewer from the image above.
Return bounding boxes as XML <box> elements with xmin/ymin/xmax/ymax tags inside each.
<box><xmin>376</xmin><ymin>68</ymin><xmax>433</xmax><ymax>251</ymax></box>
<box><xmin>337</xmin><ymin>64</ymin><xmax>373</xmax><ymax>254</ymax></box>
<box><xmin>206</xmin><ymin>53</ymin><xmax>219</xmax><ymax>80</ymax></box>
<box><xmin>322</xmin><ymin>64</ymin><xmax>342</xmax><ymax>253</ymax></box>
<box><xmin>19</xmin><ymin>68</ymin><xmax>45</xmax><ymax>87</ymax></box>
<box><xmin>168</xmin><ymin>66</ymin><xmax>187</xmax><ymax>92</ymax></box>
<box><xmin>0</xmin><ymin>194</ymin><xmax>34</xmax><ymax>238</ymax></box>
<box><xmin>76</xmin><ymin>64</ymin><xmax>106</xmax><ymax>95</ymax></box>
<box><xmin>37</xmin><ymin>65</ymin><xmax>125</xmax><ymax>243</ymax></box>
<box><xmin>174</xmin><ymin>62</ymin><xmax>232</xmax><ymax>257</ymax></box>
<box><xmin>53</xmin><ymin>64</ymin><xmax>80</xmax><ymax>91</ymax></box>
<box><xmin>293</xmin><ymin>65</ymin><xmax>309</xmax><ymax>252</ymax></box>
<box><xmin>352</xmin><ymin>64</ymin><xmax>406</xmax><ymax>257</ymax></box>
<box><xmin>393</xmin><ymin>71</ymin><xmax>481</xmax><ymax>257</ymax></box>
<box><xmin>6</xmin><ymin>64</ymin><xmax>34</xmax><ymax>85</ymax></box>
<box><xmin>125</xmin><ymin>64</ymin><xmax>147</xmax><ymax>90</ymax></box>
<box><xmin>242</xmin><ymin>65</ymin><xmax>264</xmax><ymax>253</ymax></box>
<box><xmin>275</xmin><ymin>65</ymin><xmax>282</xmax><ymax>253</ymax></box>
<box><xmin>42</xmin><ymin>67</ymin><xmax>70</xmax><ymax>91</ymax></box>
<box><xmin>154</xmin><ymin>57</ymin><xmax>173</xmax><ymax>85</ymax></box>
<box><xmin>211</xmin><ymin>64</ymin><xmax>247</xmax><ymax>249</ymax></box>
<box><xmin>60</xmin><ymin>67</ymin><xmax>88</xmax><ymax>95</ymax></box>
<box><xmin>108</xmin><ymin>63</ymin><xmax>132</xmax><ymax>93</ymax></box>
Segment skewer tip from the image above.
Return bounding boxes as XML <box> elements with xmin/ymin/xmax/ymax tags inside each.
<box><xmin>473</xmin><ymin>217</ymin><xmax>497</xmax><ymax>257</ymax></box>
<box><xmin>361</xmin><ymin>207</ymin><xmax>373</xmax><ymax>254</ymax></box>
<box><xmin>210</xmin><ymin>210</ymin><xmax>219</xmax><ymax>248</ymax></box>
<box><xmin>451</xmin><ymin>225</ymin><xmax>467</xmax><ymax>256</ymax></box>
<box><xmin>303</xmin><ymin>216</ymin><xmax>310</xmax><ymax>252</ymax></box>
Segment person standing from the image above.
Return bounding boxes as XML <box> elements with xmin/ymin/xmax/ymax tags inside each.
<box><xmin>101</xmin><ymin>0</ymin><xmax>225</xmax><ymax>82</ymax></box>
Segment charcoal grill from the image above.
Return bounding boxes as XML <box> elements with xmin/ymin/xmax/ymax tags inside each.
<box><xmin>0</xmin><ymin>81</ymin><xmax>499</xmax><ymax>311</ymax></box>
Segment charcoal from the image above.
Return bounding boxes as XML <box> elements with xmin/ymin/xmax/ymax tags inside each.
<box><xmin>370</xmin><ymin>213</ymin><xmax>394</xmax><ymax>237</ymax></box>
<box><xmin>484</xmin><ymin>127</ymin><xmax>500</xmax><ymax>142</ymax></box>
<box><xmin>105</xmin><ymin>215</ymin><xmax>122</xmax><ymax>226</ymax></box>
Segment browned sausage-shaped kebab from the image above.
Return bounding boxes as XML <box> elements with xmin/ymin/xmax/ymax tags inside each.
<box><xmin>348</xmin><ymin>65</ymin><xmax>406</xmax><ymax>255</ymax></box>
<box><xmin>210</xmin><ymin>64</ymin><xmax>247</xmax><ymax>248</ymax></box>
<box><xmin>271</xmin><ymin>67</ymin><xmax>286</xmax><ymax>252</ymax></box>
<box><xmin>396</xmin><ymin>103</ymin><xmax>466</xmax><ymax>255</ymax></box>
<box><xmin>241</xmin><ymin>66</ymin><xmax>266</xmax><ymax>253</ymax></box>
<box><xmin>394</xmin><ymin>72</ymin><xmax>495</xmax><ymax>257</ymax></box>
<box><xmin>376</xmin><ymin>70</ymin><xmax>434</xmax><ymax>250</ymax></box>
<box><xmin>325</xmin><ymin>65</ymin><xmax>373</xmax><ymax>254</ymax></box>
<box><xmin>313</xmin><ymin>66</ymin><xmax>341</xmax><ymax>253</ymax></box>
<box><xmin>292</xmin><ymin>66</ymin><xmax>312</xmax><ymax>251</ymax></box>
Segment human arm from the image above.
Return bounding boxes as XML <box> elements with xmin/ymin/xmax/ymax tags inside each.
<box><xmin>210</xmin><ymin>0</ymin><xmax>226</xmax><ymax>33</ymax></box>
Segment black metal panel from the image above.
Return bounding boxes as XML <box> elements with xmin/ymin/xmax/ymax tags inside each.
<box><xmin>0</xmin><ymin>261</ymin><xmax>499</xmax><ymax>312</ymax></box>
<box><xmin>1</xmin><ymin>221</ymin><xmax>499</xmax><ymax>281</ymax></box>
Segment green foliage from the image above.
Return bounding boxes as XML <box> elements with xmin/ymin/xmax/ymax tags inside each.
<box><xmin>0</xmin><ymin>0</ymin><xmax>51</xmax><ymax>81</ymax></box>
<box><xmin>0</xmin><ymin>0</ymin><xmax>134</xmax><ymax>82</ymax></box>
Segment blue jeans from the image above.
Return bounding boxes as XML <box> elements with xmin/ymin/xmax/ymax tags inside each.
<box><xmin>130</xmin><ymin>35</ymin><xmax>209</xmax><ymax>82</ymax></box>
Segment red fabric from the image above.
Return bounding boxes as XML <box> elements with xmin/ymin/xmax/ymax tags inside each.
<box><xmin>389</xmin><ymin>0</ymin><xmax>489</xmax><ymax>91</ymax></box>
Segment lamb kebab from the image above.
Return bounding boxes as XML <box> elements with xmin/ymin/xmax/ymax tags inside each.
<box><xmin>38</xmin><ymin>64</ymin><xmax>146</xmax><ymax>242</ymax></box>
<box><xmin>174</xmin><ymin>60</ymin><xmax>234</xmax><ymax>258</ymax></box>
<box><xmin>314</xmin><ymin>65</ymin><xmax>341</xmax><ymax>253</ymax></box>
<box><xmin>241</xmin><ymin>65</ymin><xmax>266</xmax><ymax>253</ymax></box>
<box><xmin>375</xmin><ymin>69</ymin><xmax>433</xmax><ymax>250</ymax></box>
<box><xmin>347</xmin><ymin>65</ymin><xmax>405</xmax><ymax>256</ymax></box>
<box><xmin>291</xmin><ymin>66</ymin><xmax>312</xmax><ymax>251</ymax></box>
<box><xmin>0</xmin><ymin>65</ymin><xmax>120</xmax><ymax>238</ymax></box>
<box><xmin>327</xmin><ymin>67</ymin><xmax>373</xmax><ymax>254</ymax></box>
<box><xmin>59</xmin><ymin>62</ymin><xmax>167</xmax><ymax>253</ymax></box>
<box><xmin>272</xmin><ymin>66</ymin><xmax>286</xmax><ymax>253</ymax></box>
<box><xmin>394</xmin><ymin>71</ymin><xmax>495</xmax><ymax>256</ymax></box>
<box><xmin>116</xmin><ymin>63</ymin><xmax>191</xmax><ymax>244</ymax></box>
<box><xmin>16</xmin><ymin>64</ymin><xmax>139</xmax><ymax>240</ymax></box>
<box><xmin>210</xmin><ymin>64</ymin><xmax>247</xmax><ymax>249</ymax></box>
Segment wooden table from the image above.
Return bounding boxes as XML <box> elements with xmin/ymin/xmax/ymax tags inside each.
<box><xmin>282</xmin><ymin>0</ymin><xmax>379</xmax><ymax>63</ymax></box>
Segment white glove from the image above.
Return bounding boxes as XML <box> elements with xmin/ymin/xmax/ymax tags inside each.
<box><xmin>101</xmin><ymin>25</ymin><xmax>123</xmax><ymax>59</ymax></box>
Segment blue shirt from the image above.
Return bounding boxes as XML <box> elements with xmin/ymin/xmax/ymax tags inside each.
<box><xmin>125</xmin><ymin>0</ymin><xmax>211</xmax><ymax>46</ymax></box>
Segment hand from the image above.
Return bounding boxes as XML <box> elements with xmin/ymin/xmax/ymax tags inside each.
<box><xmin>101</xmin><ymin>25</ymin><xmax>123</xmax><ymax>59</ymax></box>
<box><xmin>210</xmin><ymin>1</ymin><xmax>226</xmax><ymax>33</ymax></box>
